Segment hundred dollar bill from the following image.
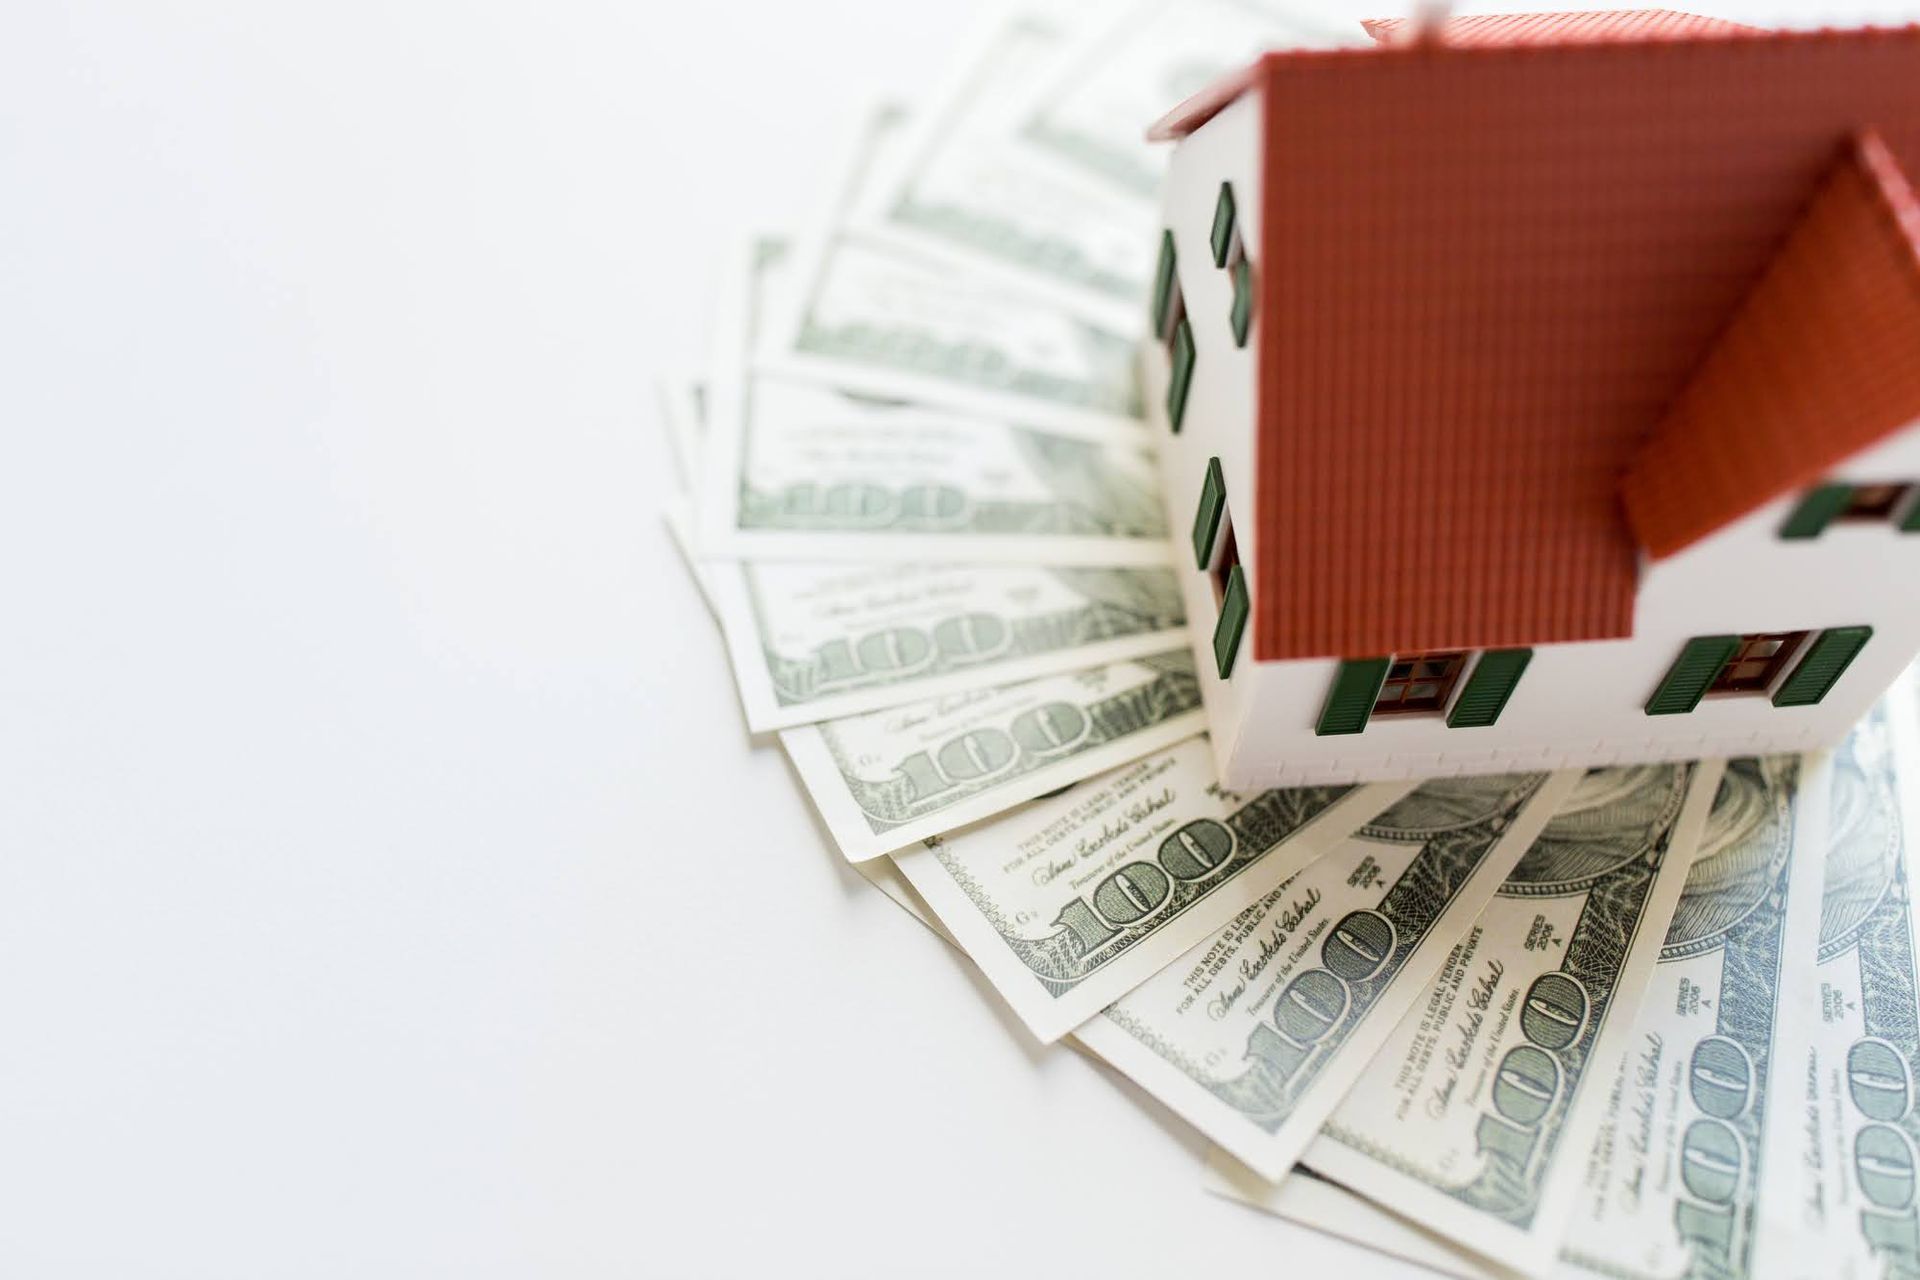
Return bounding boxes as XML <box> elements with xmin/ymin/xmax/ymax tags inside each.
<box><xmin>702</xmin><ymin>378</ymin><xmax>1170</xmax><ymax>564</ymax></box>
<box><xmin>1301</xmin><ymin>763</ymin><xmax>1726</xmax><ymax>1277</ymax></box>
<box><xmin>891</xmin><ymin>735</ymin><xmax>1414</xmax><ymax>1042</ymax></box>
<box><xmin>1205</xmin><ymin>1154</ymin><xmax>1503</xmax><ymax>1280</ymax></box>
<box><xmin>1073</xmin><ymin>770</ymin><xmax>1578</xmax><ymax>1179</ymax></box>
<box><xmin>712</xmin><ymin>558</ymin><xmax>1186</xmax><ymax>732</ymax></box>
<box><xmin>1782</xmin><ymin>688</ymin><xmax>1920</xmax><ymax>1280</ymax></box>
<box><xmin>780</xmin><ymin>648</ymin><xmax>1205</xmax><ymax>861</ymax></box>
<box><xmin>699</xmin><ymin>242</ymin><xmax>1168</xmax><ymax>565</ymax></box>
<box><xmin>1557</xmin><ymin>754</ymin><xmax>1830</xmax><ymax>1280</ymax></box>
<box><xmin>1010</xmin><ymin>0</ymin><xmax>1365</xmax><ymax>201</ymax></box>
<box><xmin>759</xmin><ymin>108</ymin><xmax>1144</xmax><ymax>439</ymax></box>
<box><xmin>847</xmin><ymin>4</ymin><xmax>1153</xmax><ymax>330</ymax></box>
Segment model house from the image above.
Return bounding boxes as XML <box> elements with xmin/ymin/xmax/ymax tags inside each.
<box><xmin>1142</xmin><ymin>12</ymin><xmax>1920</xmax><ymax>788</ymax></box>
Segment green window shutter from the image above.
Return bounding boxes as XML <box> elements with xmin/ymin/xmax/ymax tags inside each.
<box><xmin>1779</xmin><ymin>484</ymin><xmax>1852</xmax><ymax>539</ymax></box>
<box><xmin>1192</xmin><ymin>457</ymin><xmax>1227</xmax><ymax>568</ymax></box>
<box><xmin>1229</xmin><ymin>256</ymin><xmax>1254</xmax><ymax>348</ymax></box>
<box><xmin>1447</xmin><ymin>649</ymin><xmax>1533</xmax><ymax>728</ymax></box>
<box><xmin>1213</xmin><ymin>565</ymin><xmax>1250</xmax><ymax>679</ymax></box>
<box><xmin>1151</xmin><ymin>230</ymin><xmax>1177</xmax><ymax>334</ymax></box>
<box><xmin>1900</xmin><ymin>492</ymin><xmax>1920</xmax><ymax>533</ymax></box>
<box><xmin>1316</xmin><ymin>658</ymin><xmax>1391</xmax><ymax>736</ymax></box>
<box><xmin>1210</xmin><ymin>183</ymin><xmax>1236</xmax><ymax>267</ymax></box>
<box><xmin>1167</xmin><ymin>317</ymin><xmax>1196</xmax><ymax>433</ymax></box>
<box><xmin>1645</xmin><ymin>635</ymin><xmax>1739</xmax><ymax>715</ymax></box>
<box><xmin>1773</xmin><ymin>626</ymin><xmax>1872</xmax><ymax>707</ymax></box>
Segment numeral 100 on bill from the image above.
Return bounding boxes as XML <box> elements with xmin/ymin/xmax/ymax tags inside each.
<box><xmin>1473</xmin><ymin>972</ymin><xmax>1592</xmax><ymax>1169</ymax></box>
<box><xmin>1046</xmin><ymin>819</ymin><xmax>1237</xmax><ymax>955</ymax></box>
<box><xmin>894</xmin><ymin>702</ymin><xmax>1094</xmax><ymax>803</ymax></box>
<box><xmin>1841</xmin><ymin>1037</ymin><xmax>1920</xmax><ymax>1265</ymax></box>
<box><xmin>805</xmin><ymin>614</ymin><xmax>1013</xmax><ymax>689</ymax></box>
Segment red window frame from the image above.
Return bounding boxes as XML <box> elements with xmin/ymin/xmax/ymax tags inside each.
<box><xmin>1372</xmin><ymin>651</ymin><xmax>1470</xmax><ymax>717</ymax></box>
<box><xmin>1838</xmin><ymin>483</ymin><xmax>1911</xmax><ymax>521</ymax></box>
<box><xmin>1709</xmin><ymin>631</ymin><xmax>1809</xmax><ymax>694</ymax></box>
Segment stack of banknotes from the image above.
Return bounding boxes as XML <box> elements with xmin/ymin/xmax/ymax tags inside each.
<box><xmin>661</xmin><ymin>4</ymin><xmax>1920</xmax><ymax>1276</ymax></box>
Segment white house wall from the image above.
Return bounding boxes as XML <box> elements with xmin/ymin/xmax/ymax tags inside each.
<box><xmin>1142</xmin><ymin>90</ymin><xmax>1264</xmax><ymax>768</ymax></box>
<box><xmin>1223</xmin><ymin>421</ymin><xmax>1920</xmax><ymax>788</ymax></box>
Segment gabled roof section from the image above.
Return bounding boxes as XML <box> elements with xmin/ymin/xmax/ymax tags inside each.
<box><xmin>1361</xmin><ymin>9</ymin><xmax>1752</xmax><ymax>47</ymax></box>
<box><xmin>1232</xmin><ymin>23</ymin><xmax>1920</xmax><ymax>662</ymax></box>
<box><xmin>1622</xmin><ymin>130</ymin><xmax>1920</xmax><ymax>559</ymax></box>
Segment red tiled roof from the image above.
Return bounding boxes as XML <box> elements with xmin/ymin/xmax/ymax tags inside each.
<box><xmin>1152</xmin><ymin>23</ymin><xmax>1920</xmax><ymax>662</ymax></box>
<box><xmin>1623</xmin><ymin>129</ymin><xmax>1920</xmax><ymax>558</ymax></box>
<box><xmin>1360</xmin><ymin>9</ymin><xmax>1752</xmax><ymax>47</ymax></box>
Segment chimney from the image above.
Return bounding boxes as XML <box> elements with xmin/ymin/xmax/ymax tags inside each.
<box><xmin>1407</xmin><ymin>0</ymin><xmax>1454</xmax><ymax>45</ymax></box>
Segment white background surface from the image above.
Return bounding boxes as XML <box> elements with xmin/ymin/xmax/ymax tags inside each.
<box><xmin>6</xmin><ymin>2</ymin><xmax>1918</xmax><ymax>1276</ymax></box>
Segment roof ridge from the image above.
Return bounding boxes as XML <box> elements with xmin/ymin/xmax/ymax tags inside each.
<box><xmin>1854</xmin><ymin>127</ymin><xmax>1920</xmax><ymax>293</ymax></box>
<box><xmin>1260</xmin><ymin>21</ymin><xmax>1920</xmax><ymax>62</ymax></box>
<box><xmin>1151</xmin><ymin>23</ymin><xmax>1920</xmax><ymax>142</ymax></box>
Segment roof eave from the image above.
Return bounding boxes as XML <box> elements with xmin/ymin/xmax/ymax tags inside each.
<box><xmin>1145</xmin><ymin>57</ymin><xmax>1269</xmax><ymax>142</ymax></box>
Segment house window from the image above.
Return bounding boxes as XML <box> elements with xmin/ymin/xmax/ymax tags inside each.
<box><xmin>1210</xmin><ymin>522</ymin><xmax>1239</xmax><ymax>606</ymax></box>
<box><xmin>1191</xmin><ymin>455</ymin><xmax>1240</xmax><ymax>605</ymax></box>
<box><xmin>1204</xmin><ymin>181</ymin><xmax>1255</xmax><ymax>348</ymax></box>
<box><xmin>1152</xmin><ymin>227</ymin><xmax>1194</xmax><ymax>434</ymax></box>
<box><xmin>1707</xmin><ymin>631</ymin><xmax>1807</xmax><ymax>695</ymax></box>
<box><xmin>1318</xmin><ymin>648</ymin><xmax>1530</xmax><ymax>735</ymax></box>
<box><xmin>1372</xmin><ymin>651</ymin><xmax>1470</xmax><ymax>716</ymax></box>
<box><xmin>1196</xmin><ymin>457</ymin><xmax>1247</xmax><ymax>679</ymax></box>
<box><xmin>1781</xmin><ymin>481</ymin><xmax>1920</xmax><ymax>538</ymax></box>
<box><xmin>1648</xmin><ymin>626</ymin><xmax>1873</xmax><ymax>714</ymax></box>
<box><xmin>1838</xmin><ymin>483</ymin><xmax>1911</xmax><ymax>521</ymax></box>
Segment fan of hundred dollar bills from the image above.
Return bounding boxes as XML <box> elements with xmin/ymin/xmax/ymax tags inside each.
<box><xmin>661</xmin><ymin>5</ymin><xmax>1920</xmax><ymax>1276</ymax></box>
